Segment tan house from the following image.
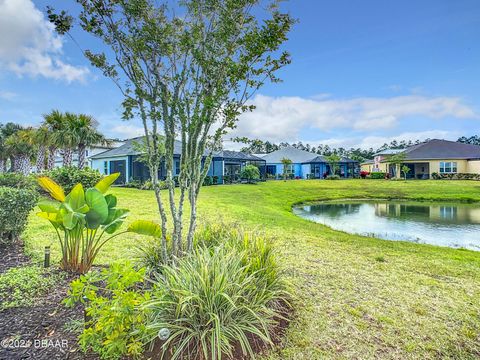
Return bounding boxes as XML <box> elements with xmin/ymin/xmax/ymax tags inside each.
<box><xmin>360</xmin><ymin>139</ymin><xmax>480</xmax><ymax>179</ymax></box>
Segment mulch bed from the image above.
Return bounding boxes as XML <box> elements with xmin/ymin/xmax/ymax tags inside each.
<box><xmin>0</xmin><ymin>242</ymin><xmax>97</xmax><ymax>360</ymax></box>
<box><xmin>0</xmin><ymin>242</ymin><xmax>30</xmax><ymax>274</ymax></box>
<box><xmin>0</xmin><ymin>242</ymin><xmax>292</xmax><ymax>360</ymax></box>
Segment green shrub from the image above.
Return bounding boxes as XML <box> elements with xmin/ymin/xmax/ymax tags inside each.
<box><xmin>369</xmin><ymin>172</ymin><xmax>387</xmax><ymax>179</ymax></box>
<box><xmin>202</xmin><ymin>175</ymin><xmax>213</xmax><ymax>186</ymax></box>
<box><xmin>65</xmin><ymin>261</ymin><xmax>150</xmax><ymax>359</ymax></box>
<box><xmin>123</xmin><ymin>179</ymin><xmax>143</xmax><ymax>189</ymax></box>
<box><xmin>212</xmin><ymin>175</ymin><xmax>219</xmax><ymax>184</ymax></box>
<box><xmin>325</xmin><ymin>175</ymin><xmax>341</xmax><ymax>180</ymax></box>
<box><xmin>223</xmin><ymin>175</ymin><xmax>231</xmax><ymax>184</ymax></box>
<box><xmin>0</xmin><ymin>186</ymin><xmax>38</xmax><ymax>245</ymax></box>
<box><xmin>41</xmin><ymin>166</ymin><xmax>103</xmax><ymax>193</ymax></box>
<box><xmin>431</xmin><ymin>172</ymin><xmax>480</xmax><ymax>180</ymax></box>
<box><xmin>143</xmin><ymin>224</ymin><xmax>289</xmax><ymax>360</ymax></box>
<box><xmin>0</xmin><ymin>173</ymin><xmax>37</xmax><ymax>190</ymax></box>
<box><xmin>0</xmin><ymin>265</ymin><xmax>63</xmax><ymax>310</ymax></box>
<box><xmin>241</xmin><ymin>164</ymin><xmax>260</xmax><ymax>183</ymax></box>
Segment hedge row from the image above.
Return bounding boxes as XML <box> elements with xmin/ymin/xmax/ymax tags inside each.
<box><xmin>431</xmin><ymin>172</ymin><xmax>480</xmax><ymax>180</ymax></box>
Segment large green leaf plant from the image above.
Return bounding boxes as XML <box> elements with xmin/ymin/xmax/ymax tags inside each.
<box><xmin>37</xmin><ymin>173</ymin><xmax>161</xmax><ymax>273</ymax></box>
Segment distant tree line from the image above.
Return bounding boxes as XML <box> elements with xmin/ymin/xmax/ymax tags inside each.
<box><xmin>233</xmin><ymin>135</ymin><xmax>480</xmax><ymax>162</ymax></box>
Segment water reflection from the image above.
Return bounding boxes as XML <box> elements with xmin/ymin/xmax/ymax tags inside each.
<box><xmin>294</xmin><ymin>201</ymin><xmax>480</xmax><ymax>250</ymax></box>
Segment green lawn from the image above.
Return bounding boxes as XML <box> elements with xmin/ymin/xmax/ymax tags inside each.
<box><xmin>24</xmin><ymin>180</ymin><xmax>480</xmax><ymax>359</ymax></box>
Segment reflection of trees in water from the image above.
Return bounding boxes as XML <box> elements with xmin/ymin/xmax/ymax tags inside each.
<box><xmin>374</xmin><ymin>202</ymin><xmax>477</xmax><ymax>225</ymax></box>
<box><xmin>308</xmin><ymin>203</ymin><xmax>362</xmax><ymax>219</ymax></box>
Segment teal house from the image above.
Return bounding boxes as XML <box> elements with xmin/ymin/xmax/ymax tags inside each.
<box><xmin>261</xmin><ymin>146</ymin><xmax>359</xmax><ymax>179</ymax></box>
<box><xmin>90</xmin><ymin>137</ymin><xmax>266</xmax><ymax>184</ymax></box>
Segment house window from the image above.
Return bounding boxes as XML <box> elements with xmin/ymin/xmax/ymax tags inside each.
<box><xmin>103</xmin><ymin>161</ymin><xmax>109</xmax><ymax>175</ymax></box>
<box><xmin>175</xmin><ymin>160</ymin><xmax>180</xmax><ymax>175</ymax></box>
<box><xmin>439</xmin><ymin>161</ymin><xmax>457</xmax><ymax>174</ymax></box>
<box><xmin>284</xmin><ymin>164</ymin><xmax>294</xmax><ymax>175</ymax></box>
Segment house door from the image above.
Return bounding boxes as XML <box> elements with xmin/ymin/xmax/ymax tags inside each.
<box><xmin>110</xmin><ymin>160</ymin><xmax>126</xmax><ymax>184</ymax></box>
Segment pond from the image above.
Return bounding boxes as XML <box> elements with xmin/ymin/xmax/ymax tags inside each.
<box><xmin>293</xmin><ymin>200</ymin><xmax>480</xmax><ymax>250</ymax></box>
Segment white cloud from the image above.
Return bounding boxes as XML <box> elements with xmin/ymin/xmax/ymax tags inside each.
<box><xmin>231</xmin><ymin>94</ymin><xmax>477</xmax><ymax>142</ymax></box>
<box><xmin>0</xmin><ymin>90</ymin><xmax>16</xmax><ymax>100</ymax></box>
<box><xmin>109</xmin><ymin>124</ymin><xmax>145</xmax><ymax>139</ymax></box>
<box><xmin>0</xmin><ymin>0</ymin><xmax>89</xmax><ymax>82</ymax></box>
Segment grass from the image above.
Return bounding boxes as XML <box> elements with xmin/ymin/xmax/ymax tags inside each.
<box><xmin>24</xmin><ymin>179</ymin><xmax>480</xmax><ymax>359</ymax></box>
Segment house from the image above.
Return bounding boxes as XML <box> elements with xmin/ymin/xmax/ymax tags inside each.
<box><xmin>261</xmin><ymin>145</ymin><xmax>359</xmax><ymax>179</ymax></box>
<box><xmin>360</xmin><ymin>139</ymin><xmax>480</xmax><ymax>179</ymax></box>
<box><xmin>53</xmin><ymin>140</ymin><xmax>124</xmax><ymax>168</ymax></box>
<box><xmin>360</xmin><ymin>159</ymin><xmax>374</xmax><ymax>172</ymax></box>
<box><xmin>89</xmin><ymin>136</ymin><xmax>266</xmax><ymax>184</ymax></box>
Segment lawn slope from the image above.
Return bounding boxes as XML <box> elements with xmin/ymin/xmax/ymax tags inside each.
<box><xmin>25</xmin><ymin>180</ymin><xmax>480</xmax><ymax>359</ymax></box>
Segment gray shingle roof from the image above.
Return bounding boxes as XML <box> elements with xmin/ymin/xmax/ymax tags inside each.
<box><xmin>402</xmin><ymin>139</ymin><xmax>480</xmax><ymax>160</ymax></box>
<box><xmin>303</xmin><ymin>155</ymin><xmax>357</xmax><ymax>164</ymax></box>
<box><xmin>90</xmin><ymin>136</ymin><xmax>265</xmax><ymax>162</ymax></box>
<box><xmin>260</xmin><ymin>146</ymin><xmax>318</xmax><ymax>163</ymax></box>
<box><xmin>213</xmin><ymin>150</ymin><xmax>265</xmax><ymax>162</ymax></box>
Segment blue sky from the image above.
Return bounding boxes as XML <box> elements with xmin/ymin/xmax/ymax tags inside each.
<box><xmin>0</xmin><ymin>0</ymin><xmax>479</xmax><ymax>149</ymax></box>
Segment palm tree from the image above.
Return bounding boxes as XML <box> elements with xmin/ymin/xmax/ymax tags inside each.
<box><xmin>32</xmin><ymin>125</ymin><xmax>50</xmax><ymax>172</ymax></box>
<box><xmin>70</xmin><ymin>114</ymin><xmax>107</xmax><ymax>169</ymax></box>
<box><xmin>58</xmin><ymin>112</ymin><xmax>79</xmax><ymax>167</ymax></box>
<box><xmin>43</xmin><ymin>110</ymin><xmax>65</xmax><ymax>170</ymax></box>
<box><xmin>1</xmin><ymin>122</ymin><xmax>22</xmax><ymax>171</ymax></box>
<box><xmin>5</xmin><ymin>128</ymin><xmax>36</xmax><ymax>175</ymax></box>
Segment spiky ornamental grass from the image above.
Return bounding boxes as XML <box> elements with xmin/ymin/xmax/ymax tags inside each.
<box><xmin>143</xmin><ymin>228</ymin><xmax>289</xmax><ymax>360</ymax></box>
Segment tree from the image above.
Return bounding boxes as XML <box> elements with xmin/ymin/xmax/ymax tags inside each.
<box><xmin>58</xmin><ymin>112</ymin><xmax>79</xmax><ymax>167</ymax></box>
<box><xmin>1</xmin><ymin>122</ymin><xmax>23</xmax><ymax>171</ymax></box>
<box><xmin>43</xmin><ymin>110</ymin><xmax>65</xmax><ymax>170</ymax></box>
<box><xmin>388</xmin><ymin>152</ymin><xmax>406</xmax><ymax>178</ymax></box>
<box><xmin>5</xmin><ymin>128</ymin><xmax>36</xmax><ymax>175</ymax></box>
<box><xmin>325</xmin><ymin>153</ymin><xmax>341</xmax><ymax>176</ymax></box>
<box><xmin>401</xmin><ymin>165</ymin><xmax>411</xmax><ymax>181</ymax></box>
<box><xmin>281</xmin><ymin>158</ymin><xmax>293</xmax><ymax>181</ymax></box>
<box><xmin>70</xmin><ymin>114</ymin><xmax>108</xmax><ymax>169</ymax></box>
<box><xmin>48</xmin><ymin>0</ymin><xmax>293</xmax><ymax>256</ymax></box>
<box><xmin>241</xmin><ymin>164</ymin><xmax>260</xmax><ymax>184</ymax></box>
<box><xmin>32</xmin><ymin>125</ymin><xmax>51</xmax><ymax>172</ymax></box>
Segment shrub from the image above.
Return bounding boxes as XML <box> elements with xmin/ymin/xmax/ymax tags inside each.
<box><xmin>41</xmin><ymin>166</ymin><xmax>103</xmax><ymax>193</ymax></box>
<box><xmin>0</xmin><ymin>172</ymin><xmax>37</xmax><ymax>190</ymax></box>
<box><xmin>212</xmin><ymin>175</ymin><xmax>219</xmax><ymax>184</ymax></box>
<box><xmin>223</xmin><ymin>175</ymin><xmax>231</xmax><ymax>184</ymax></box>
<box><xmin>36</xmin><ymin>174</ymin><xmax>161</xmax><ymax>273</ymax></box>
<box><xmin>202</xmin><ymin>175</ymin><xmax>213</xmax><ymax>186</ymax></box>
<box><xmin>325</xmin><ymin>175</ymin><xmax>341</xmax><ymax>180</ymax></box>
<box><xmin>241</xmin><ymin>164</ymin><xmax>260</xmax><ymax>184</ymax></box>
<box><xmin>369</xmin><ymin>172</ymin><xmax>387</xmax><ymax>179</ymax></box>
<box><xmin>431</xmin><ymin>173</ymin><xmax>480</xmax><ymax>181</ymax></box>
<box><xmin>360</xmin><ymin>170</ymin><xmax>369</xmax><ymax>179</ymax></box>
<box><xmin>143</xmin><ymin>224</ymin><xmax>289</xmax><ymax>360</ymax></box>
<box><xmin>65</xmin><ymin>261</ymin><xmax>150</xmax><ymax>359</ymax></box>
<box><xmin>123</xmin><ymin>179</ymin><xmax>143</xmax><ymax>189</ymax></box>
<box><xmin>0</xmin><ymin>186</ymin><xmax>38</xmax><ymax>245</ymax></box>
<box><xmin>0</xmin><ymin>266</ymin><xmax>64</xmax><ymax>310</ymax></box>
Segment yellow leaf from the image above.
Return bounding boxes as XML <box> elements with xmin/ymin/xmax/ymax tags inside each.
<box><xmin>38</xmin><ymin>176</ymin><xmax>66</xmax><ymax>202</ymax></box>
<box><xmin>95</xmin><ymin>173</ymin><xmax>120</xmax><ymax>194</ymax></box>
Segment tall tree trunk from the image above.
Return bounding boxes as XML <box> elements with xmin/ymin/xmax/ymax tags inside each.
<box><xmin>63</xmin><ymin>148</ymin><xmax>73</xmax><ymax>167</ymax></box>
<box><xmin>78</xmin><ymin>144</ymin><xmax>86</xmax><ymax>169</ymax></box>
<box><xmin>36</xmin><ymin>145</ymin><xmax>47</xmax><ymax>172</ymax></box>
<box><xmin>47</xmin><ymin>145</ymin><xmax>57</xmax><ymax>170</ymax></box>
<box><xmin>18</xmin><ymin>155</ymin><xmax>31</xmax><ymax>176</ymax></box>
<box><xmin>0</xmin><ymin>159</ymin><xmax>5</xmax><ymax>173</ymax></box>
<box><xmin>11</xmin><ymin>156</ymin><xmax>18</xmax><ymax>172</ymax></box>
